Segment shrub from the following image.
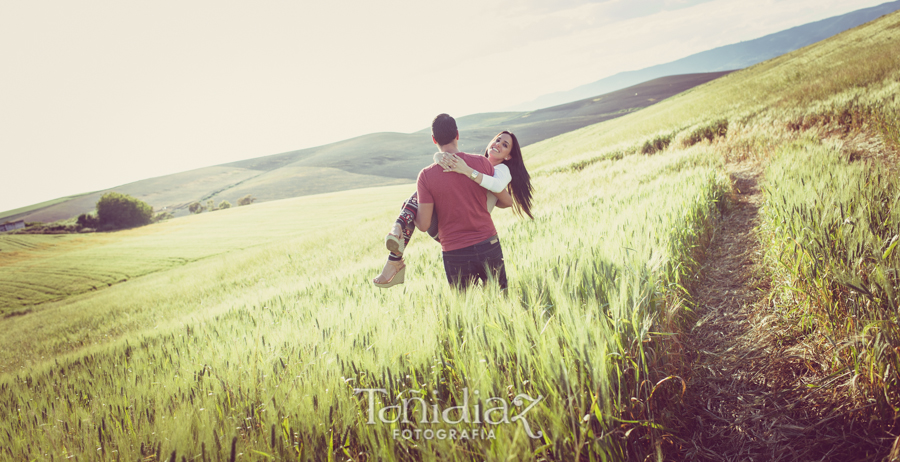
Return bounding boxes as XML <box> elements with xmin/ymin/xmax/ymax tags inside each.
<box><xmin>683</xmin><ymin>119</ymin><xmax>728</xmax><ymax>147</ymax></box>
<box><xmin>237</xmin><ymin>195</ymin><xmax>256</xmax><ymax>206</ymax></box>
<box><xmin>76</xmin><ymin>213</ymin><xmax>99</xmax><ymax>229</ymax></box>
<box><xmin>20</xmin><ymin>222</ymin><xmax>79</xmax><ymax>234</ymax></box>
<box><xmin>877</xmin><ymin>105</ymin><xmax>900</xmax><ymax>149</ymax></box>
<box><xmin>188</xmin><ymin>202</ymin><xmax>204</xmax><ymax>214</ymax></box>
<box><xmin>96</xmin><ymin>192</ymin><xmax>152</xmax><ymax>230</ymax></box>
<box><xmin>218</xmin><ymin>200</ymin><xmax>232</xmax><ymax>210</ymax></box>
<box><xmin>207</xmin><ymin>200</ymin><xmax>216</xmax><ymax>212</ymax></box>
<box><xmin>641</xmin><ymin>132</ymin><xmax>675</xmax><ymax>155</ymax></box>
<box><xmin>152</xmin><ymin>210</ymin><xmax>174</xmax><ymax>223</ymax></box>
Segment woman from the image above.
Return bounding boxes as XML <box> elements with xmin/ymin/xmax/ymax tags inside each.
<box><xmin>373</xmin><ymin>130</ymin><xmax>533</xmax><ymax>287</ymax></box>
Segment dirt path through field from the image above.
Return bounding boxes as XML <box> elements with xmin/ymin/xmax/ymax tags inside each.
<box><xmin>675</xmin><ymin>163</ymin><xmax>884</xmax><ymax>461</ymax></box>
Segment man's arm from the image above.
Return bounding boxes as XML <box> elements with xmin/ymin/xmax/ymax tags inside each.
<box><xmin>415</xmin><ymin>202</ymin><xmax>434</xmax><ymax>231</ymax></box>
<box><xmin>415</xmin><ymin>170</ymin><xmax>435</xmax><ymax>231</ymax></box>
<box><xmin>494</xmin><ymin>189</ymin><xmax>513</xmax><ymax>209</ymax></box>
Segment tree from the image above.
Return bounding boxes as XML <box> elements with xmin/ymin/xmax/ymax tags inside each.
<box><xmin>96</xmin><ymin>192</ymin><xmax>152</xmax><ymax>229</ymax></box>
<box><xmin>207</xmin><ymin>199</ymin><xmax>216</xmax><ymax>212</ymax></box>
<box><xmin>218</xmin><ymin>200</ymin><xmax>232</xmax><ymax>210</ymax></box>
<box><xmin>152</xmin><ymin>210</ymin><xmax>174</xmax><ymax>223</ymax></box>
<box><xmin>237</xmin><ymin>194</ymin><xmax>256</xmax><ymax>206</ymax></box>
<box><xmin>77</xmin><ymin>213</ymin><xmax>99</xmax><ymax>229</ymax></box>
<box><xmin>189</xmin><ymin>202</ymin><xmax>204</xmax><ymax>214</ymax></box>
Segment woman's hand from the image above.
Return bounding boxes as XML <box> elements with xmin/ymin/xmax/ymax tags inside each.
<box><xmin>435</xmin><ymin>152</ymin><xmax>453</xmax><ymax>172</ymax></box>
<box><xmin>440</xmin><ymin>153</ymin><xmax>471</xmax><ymax>175</ymax></box>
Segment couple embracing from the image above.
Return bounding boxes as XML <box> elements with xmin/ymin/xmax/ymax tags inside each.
<box><xmin>372</xmin><ymin>113</ymin><xmax>534</xmax><ymax>290</ymax></box>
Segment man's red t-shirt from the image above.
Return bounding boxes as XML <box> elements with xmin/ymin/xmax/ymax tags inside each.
<box><xmin>417</xmin><ymin>153</ymin><xmax>497</xmax><ymax>252</ymax></box>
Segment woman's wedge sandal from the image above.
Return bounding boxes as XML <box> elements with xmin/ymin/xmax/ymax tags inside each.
<box><xmin>373</xmin><ymin>264</ymin><xmax>405</xmax><ymax>288</ymax></box>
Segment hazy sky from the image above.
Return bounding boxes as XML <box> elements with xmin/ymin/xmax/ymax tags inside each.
<box><xmin>0</xmin><ymin>0</ymin><xmax>888</xmax><ymax>213</ymax></box>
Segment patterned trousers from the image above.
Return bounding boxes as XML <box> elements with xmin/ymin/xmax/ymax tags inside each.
<box><xmin>388</xmin><ymin>191</ymin><xmax>439</xmax><ymax>262</ymax></box>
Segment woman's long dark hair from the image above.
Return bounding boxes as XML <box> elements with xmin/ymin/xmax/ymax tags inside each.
<box><xmin>485</xmin><ymin>131</ymin><xmax>533</xmax><ymax>219</ymax></box>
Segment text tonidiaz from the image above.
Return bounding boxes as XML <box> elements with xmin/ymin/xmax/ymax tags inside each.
<box><xmin>353</xmin><ymin>387</ymin><xmax>544</xmax><ymax>439</ymax></box>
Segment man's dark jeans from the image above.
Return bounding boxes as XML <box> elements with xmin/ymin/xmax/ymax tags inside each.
<box><xmin>442</xmin><ymin>235</ymin><xmax>507</xmax><ymax>290</ymax></box>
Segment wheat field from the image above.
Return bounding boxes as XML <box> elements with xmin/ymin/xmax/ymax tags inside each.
<box><xmin>1</xmin><ymin>10</ymin><xmax>899</xmax><ymax>461</ymax></box>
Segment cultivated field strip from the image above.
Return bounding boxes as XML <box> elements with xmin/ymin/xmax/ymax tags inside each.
<box><xmin>0</xmin><ymin>235</ymin><xmax>53</xmax><ymax>251</ymax></box>
<box><xmin>0</xmin><ymin>187</ymin><xmax>414</xmax><ymax>315</ymax></box>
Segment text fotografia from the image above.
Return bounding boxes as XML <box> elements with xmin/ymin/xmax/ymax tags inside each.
<box><xmin>393</xmin><ymin>428</ymin><xmax>495</xmax><ymax>441</ymax></box>
<box><xmin>354</xmin><ymin>387</ymin><xmax>544</xmax><ymax>439</ymax></box>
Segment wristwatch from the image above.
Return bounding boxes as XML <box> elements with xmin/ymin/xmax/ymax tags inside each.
<box><xmin>471</xmin><ymin>170</ymin><xmax>480</xmax><ymax>179</ymax></box>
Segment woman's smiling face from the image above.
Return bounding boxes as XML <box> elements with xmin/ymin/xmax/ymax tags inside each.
<box><xmin>486</xmin><ymin>133</ymin><xmax>513</xmax><ymax>164</ymax></box>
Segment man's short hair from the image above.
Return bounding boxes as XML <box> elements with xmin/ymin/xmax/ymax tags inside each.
<box><xmin>432</xmin><ymin>113</ymin><xmax>458</xmax><ymax>146</ymax></box>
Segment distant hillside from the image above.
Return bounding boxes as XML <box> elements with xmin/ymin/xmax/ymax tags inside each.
<box><xmin>0</xmin><ymin>72</ymin><xmax>729</xmax><ymax>224</ymax></box>
<box><xmin>509</xmin><ymin>0</ymin><xmax>900</xmax><ymax>110</ymax></box>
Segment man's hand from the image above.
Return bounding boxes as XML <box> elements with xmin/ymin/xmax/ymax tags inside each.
<box><xmin>415</xmin><ymin>202</ymin><xmax>435</xmax><ymax>232</ymax></box>
<box><xmin>494</xmin><ymin>189</ymin><xmax>513</xmax><ymax>208</ymax></box>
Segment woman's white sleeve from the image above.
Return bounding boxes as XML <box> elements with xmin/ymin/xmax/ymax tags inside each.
<box><xmin>479</xmin><ymin>164</ymin><xmax>512</xmax><ymax>193</ymax></box>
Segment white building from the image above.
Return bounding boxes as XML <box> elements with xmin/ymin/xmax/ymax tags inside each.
<box><xmin>0</xmin><ymin>220</ymin><xmax>25</xmax><ymax>232</ymax></box>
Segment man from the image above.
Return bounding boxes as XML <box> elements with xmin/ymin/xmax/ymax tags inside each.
<box><xmin>414</xmin><ymin>113</ymin><xmax>509</xmax><ymax>290</ymax></box>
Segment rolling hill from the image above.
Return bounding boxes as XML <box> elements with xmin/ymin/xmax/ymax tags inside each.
<box><xmin>510</xmin><ymin>0</ymin><xmax>900</xmax><ymax>110</ymax></box>
<box><xmin>0</xmin><ymin>71</ymin><xmax>730</xmax><ymax>224</ymax></box>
